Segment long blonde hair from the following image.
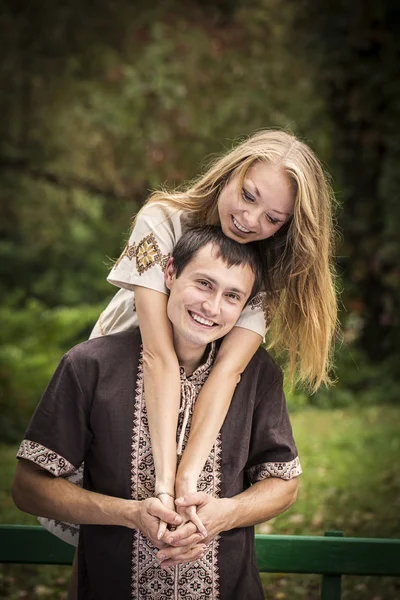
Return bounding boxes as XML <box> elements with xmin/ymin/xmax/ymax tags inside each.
<box><xmin>141</xmin><ymin>129</ymin><xmax>338</xmax><ymax>392</ymax></box>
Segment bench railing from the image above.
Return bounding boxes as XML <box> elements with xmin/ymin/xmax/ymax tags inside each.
<box><xmin>1</xmin><ymin>525</ymin><xmax>400</xmax><ymax>600</ymax></box>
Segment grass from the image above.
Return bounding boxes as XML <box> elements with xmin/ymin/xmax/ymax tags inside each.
<box><xmin>1</xmin><ymin>404</ymin><xmax>399</xmax><ymax>599</ymax></box>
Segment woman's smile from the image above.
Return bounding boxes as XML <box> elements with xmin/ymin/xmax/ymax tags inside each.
<box><xmin>217</xmin><ymin>161</ymin><xmax>294</xmax><ymax>243</ymax></box>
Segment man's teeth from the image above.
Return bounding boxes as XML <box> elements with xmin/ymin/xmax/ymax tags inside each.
<box><xmin>233</xmin><ymin>217</ymin><xmax>251</xmax><ymax>233</ymax></box>
<box><xmin>190</xmin><ymin>312</ymin><xmax>214</xmax><ymax>327</ymax></box>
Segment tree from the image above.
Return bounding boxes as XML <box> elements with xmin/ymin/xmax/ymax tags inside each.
<box><xmin>293</xmin><ymin>0</ymin><xmax>400</xmax><ymax>364</ymax></box>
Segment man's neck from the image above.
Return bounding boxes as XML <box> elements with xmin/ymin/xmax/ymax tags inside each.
<box><xmin>172</xmin><ymin>332</ymin><xmax>208</xmax><ymax>377</ymax></box>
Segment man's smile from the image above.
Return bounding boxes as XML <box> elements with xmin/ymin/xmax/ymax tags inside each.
<box><xmin>188</xmin><ymin>311</ymin><xmax>217</xmax><ymax>328</ymax></box>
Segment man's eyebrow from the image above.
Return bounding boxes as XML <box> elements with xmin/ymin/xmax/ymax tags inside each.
<box><xmin>249</xmin><ymin>179</ymin><xmax>291</xmax><ymax>217</ymax></box>
<box><xmin>194</xmin><ymin>272</ymin><xmax>247</xmax><ymax>296</ymax></box>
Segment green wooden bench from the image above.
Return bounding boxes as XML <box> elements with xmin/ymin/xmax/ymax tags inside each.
<box><xmin>1</xmin><ymin>525</ymin><xmax>399</xmax><ymax>600</ymax></box>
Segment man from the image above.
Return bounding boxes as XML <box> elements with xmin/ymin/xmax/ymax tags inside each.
<box><xmin>13</xmin><ymin>227</ymin><xmax>301</xmax><ymax>600</ymax></box>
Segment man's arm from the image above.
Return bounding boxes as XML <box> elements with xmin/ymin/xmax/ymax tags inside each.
<box><xmin>222</xmin><ymin>475</ymin><xmax>298</xmax><ymax>530</ymax></box>
<box><xmin>12</xmin><ymin>459</ymin><xmax>183</xmax><ymax>548</ymax></box>
<box><xmin>156</xmin><ymin>477</ymin><xmax>298</xmax><ymax>568</ymax></box>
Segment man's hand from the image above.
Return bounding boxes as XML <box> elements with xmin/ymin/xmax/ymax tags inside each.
<box><xmin>136</xmin><ymin>497</ymin><xmax>207</xmax><ymax>568</ymax></box>
<box><xmin>135</xmin><ymin>497</ymin><xmax>183</xmax><ymax>549</ymax></box>
<box><xmin>155</xmin><ymin>492</ymin><xmax>233</xmax><ymax>567</ymax></box>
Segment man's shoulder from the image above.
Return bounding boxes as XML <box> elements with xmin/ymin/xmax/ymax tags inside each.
<box><xmin>242</xmin><ymin>346</ymin><xmax>283</xmax><ymax>386</ymax></box>
<box><xmin>66</xmin><ymin>329</ymin><xmax>142</xmax><ymax>368</ymax></box>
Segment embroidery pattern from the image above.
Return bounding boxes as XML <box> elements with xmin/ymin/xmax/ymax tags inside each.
<box><xmin>135</xmin><ymin>233</ymin><xmax>170</xmax><ymax>275</ymax></box>
<box><xmin>38</xmin><ymin>464</ymin><xmax>83</xmax><ymax>542</ymax></box>
<box><xmin>131</xmin><ymin>347</ymin><xmax>221</xmax><ymax>600</ymax></box>
<box><xmin>113</xmin><ymin>243</ymin><xmax>133</xmax><ymax>270</ymax></box>
<box><xmin>249</xmin><ymin>292</ymin><xmax>273</xmax><ymax>329</ymax></box>
<box><xmin>17</xmin><ymin>440</ymin><xmax>76</xmax><ymax>477</ymax></box>
<box><xmin>112</xmin><ymin>234</ymin><xmax>170</xmax><ymax>276</ymax></box>
<box><xmin>246</xmin><ymin>456</ymin><xmax>302</xmax><ymax>483</ymax></box>
<box><xmin>39</xmin><ymin>518</ymin><xmax>79</xmax><ymax>539</ymax></box>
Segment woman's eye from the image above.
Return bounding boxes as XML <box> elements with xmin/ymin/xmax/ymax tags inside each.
<box><xmin>242</xmin><ymin>189</ymin><xmax>255</xmax><ymax>203</ymax></box>
<box><xmin>266</xmin><ymin>214</ymin><xmax>281</xmax><ymax>226</ymax></box>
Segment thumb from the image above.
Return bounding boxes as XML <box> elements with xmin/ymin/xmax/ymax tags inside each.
<box><xmin>175</xmin><ymin>492</ymin><xmax>207</xmax><ymax>507</ymax></box>
<box><xmin>150</xmin><ymin>501</ymin><xmax>182</xmax><ymax>526</ymax></box>
<box><xmin>186</xmin><ymin>505</ymin><xmax>207</xmax><ymax>538</ymax></box>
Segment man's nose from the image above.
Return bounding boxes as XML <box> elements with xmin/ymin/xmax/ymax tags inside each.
<box><xmin>202</xmin><ymin>293</ymin><xmax>221</xmax><ymax>316</ymax></box>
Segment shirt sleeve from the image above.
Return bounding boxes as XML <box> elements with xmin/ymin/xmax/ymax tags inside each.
<box><xmin>107</xmin><ymin>202</ymin><xmax>183</xmax><ymax>294</ymax></box>
<box><xmin>235</xmin><ymin>292</ymin><xmax>269</xmax><ymax>340</ymax></box>
<box><xmin>89</xmin><ymin>288</ymin><xmax>138</xmax><ymax>339</ymax></box>
<box><xmin>245</xmin><ymin>370</ymin><xmax>302</xmax><ymax>483</ymax></box>
<box><xmin>16</xmin><ymin>354</ymin><xmax>92</xmax><ymax>477</ymax></box>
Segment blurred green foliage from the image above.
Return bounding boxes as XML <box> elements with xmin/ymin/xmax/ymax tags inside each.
<box><xmin>0</xmin><ymin>299</ymin><xmax>104</xmax><ymax>442</ymax></box>
<box><xmin>0</xmin><ymin>0</ymin><xmax>399</xmax><ymax>441</ymax></box>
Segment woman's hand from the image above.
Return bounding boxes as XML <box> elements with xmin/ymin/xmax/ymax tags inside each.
<box><xmin>176</xmin><ymin>503</ymin><xmax>207</xmax><ymax>538</ymax></box>
<box><xmin>173</xmin><ymin>474</ymin><xmax>207</xmax><ymax>538</ymax></box>
<box><xmin>155</xmin><ymin>492</ymin><xmax>176</xmax><ymax>540</ymax></box>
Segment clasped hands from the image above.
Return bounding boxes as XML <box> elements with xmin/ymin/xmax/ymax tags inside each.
<box><xmin>138</xmin><ymin>492</ymin><xmax>229</xmax><ymax>570</ymax></box>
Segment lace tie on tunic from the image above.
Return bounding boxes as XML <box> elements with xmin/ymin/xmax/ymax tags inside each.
<box><xmin>177</xmin><ymin>379</ymin><xmax>197</xmax><ymax>456</ymax></box>
<box><xmin>176</xmin><ymin>342</ymin><xmax>217</xmax><ymax>457</ymax></box>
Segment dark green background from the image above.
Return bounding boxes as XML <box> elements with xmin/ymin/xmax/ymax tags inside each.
<box><xmin>0</xmin><ymin>0</ymin><xmax>399</xmax><ymax>436</ymax></box>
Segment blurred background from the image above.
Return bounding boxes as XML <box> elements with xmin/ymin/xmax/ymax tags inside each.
<box><xmin>0</xmin><ymin>1</ymin><xmax>399</xmax><ymax>598</ymax></box>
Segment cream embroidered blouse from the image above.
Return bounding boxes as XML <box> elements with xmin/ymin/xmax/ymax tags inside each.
<box><xmin>90</xmin><ymin>202</ymin><xmax>268</xmax><ymax>340</ymax></box>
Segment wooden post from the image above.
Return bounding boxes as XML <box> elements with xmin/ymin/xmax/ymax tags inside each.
<box><xmin>321</xmin><ymin>531</ymin><xmax>344</xmax><ymax>600</ymax></box>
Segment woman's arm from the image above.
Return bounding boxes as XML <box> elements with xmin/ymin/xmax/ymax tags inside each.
<box><xmin>135</xmin><ymin>286</ymin><xmax>207</xmax><ymax>538</ymax></box>
<box><xmin>134</xmin><ymin>286</ymin><xmax>181</xmax><ymax>498</ymax></box>
<box><xmin>176</xmin><ymin>327</ymin><xmax>261</xmax><ymax>496</ymax></box>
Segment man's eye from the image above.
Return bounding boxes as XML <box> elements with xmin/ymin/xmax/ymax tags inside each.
<box><xmin>242</xmin><ymin>189</ymin><xmax>255</xmax><ymax>203</ymax></box>
<box><xmin>227</xmin><ymin>293</ymin><xmax>240</xmax><ymax>301</ymax></box>
<box><xmin>198</xmin><ymin>280</ymin><xmax>210</xmax><ymax>287</ymax></box>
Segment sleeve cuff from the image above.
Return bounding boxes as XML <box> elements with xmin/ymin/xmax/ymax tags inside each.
<box><xmin>16</xmin><ymin>440</ymin><xmax>76</xmax><ymax>478</ymax></box>
<box><xmin>246</xmin><ymin>456</ymin><xmax>302</xmax><ymax>483</ymax></box>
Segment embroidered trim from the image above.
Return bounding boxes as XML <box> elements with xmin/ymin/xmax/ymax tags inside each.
<box><xmin>17</xmin><ymin>440</ymin><xmax>76</xmax><ymax>477</ymax></box>
<box><xmin>249</xmin><ymin>291</ymin><xmax>273</xmax><ymax>329</ymax></box>
<box><xmin>130</xmin><ymin>347</ymin><xmax>221</xmax><ymax>600</ymax></box>
<box><xmin>247</xmin><ymin>456</ymin><xmax>302</xmax><ymax>483</ymax></box>
<box><xmin>47</xmin><ymin>519</ymin><xmax>79</xmax><ymax>536</ymax></box>
<box><xmin>38</xmin><ymin>464</ymin><xmax>83</xmax><ymax>544</ymax></box>
<box><xmin>135</xmin><ymin>233</ymin><xmax>170</xmax><ymax>275</ymax></box>
<box><xmin>177</xmin><ymin>343</ymin><xmax>216</xmax><ymax>455</ymax></box>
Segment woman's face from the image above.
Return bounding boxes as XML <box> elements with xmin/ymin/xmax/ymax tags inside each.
<box><xmin>217</xmin><ymin>162</ymin><xmax>295</xmax><ymax>243</ymax></box>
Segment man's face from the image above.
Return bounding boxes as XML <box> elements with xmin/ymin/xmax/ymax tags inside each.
<box><xmin>165</xmin><ymin>243</ymin><xmax>255</xmax><ymax>349</ymax></box>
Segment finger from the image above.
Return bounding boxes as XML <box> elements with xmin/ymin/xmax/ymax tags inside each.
<box><xmin>157</xmin><ymin>543</ymin><xmax>205</xmax><ymax>562</ymax></box>
<box><xmin>185</xmin><ymin>505</ymin><xmax>207</xmax><ymax>538</ymax></box>
<box><xmin>166</xmin><ymin>532</ymin><xmax>205</xmax><ymax>547</ymax></box>
<box><xmin>164</xmin><ymin>522</ymin><xmax>197</xmax><ymax>546</ymax></box>
<box><xmin>157</xmin><ymin>519</ymin><xmax>168</xmax><ymax>541</ymax></box>
<box><xmin>149</xmin><ymin>499</ymin><xmax>182</xmax><ymax>527</ymax></box>
<box><xmin>158</xmin><ymin>545</ymin><xmax>206</xmax><ymax>569</ymax></box>
<box><xmin>175</xmin><ymin>493</ymin><xmax>206</xmax><ymax>507</ymax></box>
<box><xmin>157</xmin><ymin>493</ymin><xmax>175</xmax><ymax>511</ymax></box>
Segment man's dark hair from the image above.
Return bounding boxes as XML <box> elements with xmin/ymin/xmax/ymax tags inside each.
<box><xmin>171</xmin><ymin>226</ymin><xmax>263</xmax><ymax>301</ymax></box>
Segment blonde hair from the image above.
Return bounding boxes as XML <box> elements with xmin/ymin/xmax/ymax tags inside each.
<box><xmin>139</xmin><ymin>129</ymin><xmax>338</xmax><ymax>392</ymax></box>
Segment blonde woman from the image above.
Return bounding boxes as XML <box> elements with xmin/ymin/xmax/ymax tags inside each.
<box><xmin>41</xmin><ymin>129</ymin><xmax>337</xmax><ymax>549</ymax></box>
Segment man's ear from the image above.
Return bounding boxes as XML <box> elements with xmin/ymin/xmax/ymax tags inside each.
<box><xmin>164</xmin><ymin>257</ymin><xmax>176</xmax><ymax>291</ymax></box>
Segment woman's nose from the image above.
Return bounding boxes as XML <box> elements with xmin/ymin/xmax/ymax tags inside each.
<box><xmin>242</xmin><ymin>208</ymin><xmax>262</xmax><ymax>228</ymax></box>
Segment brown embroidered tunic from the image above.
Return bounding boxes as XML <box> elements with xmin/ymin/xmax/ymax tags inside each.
<box><xmin>17</xmin><ymin>330</ymin><xmax>301</xmax><ymax>600</ymax></box>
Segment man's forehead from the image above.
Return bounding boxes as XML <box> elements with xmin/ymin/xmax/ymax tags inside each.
<box><xmin>185</xmin><ymin>243</ymin><xmax>254</xmax><ymax>291</ymax></box>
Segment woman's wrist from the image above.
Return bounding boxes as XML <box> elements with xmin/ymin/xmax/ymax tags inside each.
<box><xmin>175</xmin><ymin>470</ymin><xmax>198</xmax><ymax>497</ymax></box>
<box><xmin>154</xmin><ymin>475</ymin><xmax>176</xmax><ymax>497</ymax></box>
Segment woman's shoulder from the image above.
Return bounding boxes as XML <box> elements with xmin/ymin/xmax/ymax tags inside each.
<box><xmin>137</xmin><ymin>200</ymin><xmax>186</xmax><ymax>224</ymax></box>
